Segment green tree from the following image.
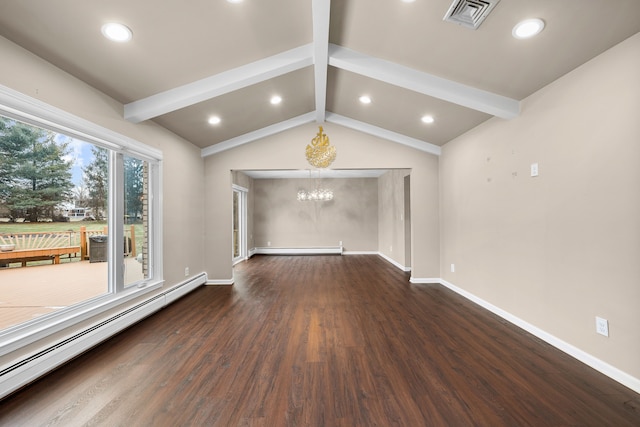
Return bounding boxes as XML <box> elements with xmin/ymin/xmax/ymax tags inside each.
<box><xmin>0</xmin><ymin>117</ymin><xmax>73</xmax><ymax>221</ymax></box>
<box><xmin>83</xmin><ymin>146</ymin><xmax>108</xmax><ymax>219</ymax></box>
<box><xmin>124</xmin><ymin>155</ymin><xmax>144</xmax><ymax>222</ymax></box>
<box><xmin>0</xmin><ymin>118</ymin><xmax>12</xmax><ymax>204</ymax></box>
<box><xmin>71</xmin><ymin>184</ymin><xmax>90</xmax><ymax>208</ymax></box>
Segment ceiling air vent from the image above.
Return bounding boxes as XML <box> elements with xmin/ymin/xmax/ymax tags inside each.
<box><xmin>443</xmin><ymin>0</ymin><xmax>500</xmax><ymax>30</ymax></box>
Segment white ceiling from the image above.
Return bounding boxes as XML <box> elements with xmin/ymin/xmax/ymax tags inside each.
<box><xmin>0</xmin><ymin>0</ymin><xmax>638</xmax><ymax>155</ymax></box>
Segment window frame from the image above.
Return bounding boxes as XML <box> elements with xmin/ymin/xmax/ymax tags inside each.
<box><xmin>0</xmin><ymin>84</ymin><xmax>164</xmax><ymax>357</ymax></box>
<box><xmin>232</xmin><ymin>184</ymin><xmax>248</xmax><ymax>265</ymax></box>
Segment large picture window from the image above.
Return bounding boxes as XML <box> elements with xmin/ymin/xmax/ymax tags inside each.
<box><xmin>0</xmin><ymin>85</ymin><xmax>162</xmax><ymax>354</ymax></box>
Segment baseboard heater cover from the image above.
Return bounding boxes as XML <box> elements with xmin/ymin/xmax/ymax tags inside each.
<box><xmin>253</xmin><ymin>246</ymin><xmax>343</xmax><ymax>255</ymax></box>
<box><xmin>0</xmin><ymin>272</ymin><xmax>207</xmax><ymax>400</ymax></box>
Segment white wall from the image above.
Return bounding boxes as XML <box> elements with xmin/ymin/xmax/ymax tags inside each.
<box><xmin>440</xmin><ymin>33</ymin><xmax>640</xmax><ymax>381</ymax></box>
<box><xmin>378</xmin><ymin>170</ymin><xmax>411</xmax><ymax>268</ymax></box>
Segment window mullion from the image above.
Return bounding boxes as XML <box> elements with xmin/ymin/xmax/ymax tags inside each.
<box><xmin>110</xmin><ymin>152</ymin><xmax>125</xmax><ymax>292</ymax></box>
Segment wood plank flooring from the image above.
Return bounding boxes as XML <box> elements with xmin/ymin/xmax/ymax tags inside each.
<box><xmin>0</xmin><ymin>255</ymin><xmax>638</xmax><ymax>426</ymax></box>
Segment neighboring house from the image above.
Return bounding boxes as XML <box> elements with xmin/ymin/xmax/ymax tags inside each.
<box><xmin>60</xmin><ymin>206</ymin><xmax>94</xmax><ymax>222</ymax></box>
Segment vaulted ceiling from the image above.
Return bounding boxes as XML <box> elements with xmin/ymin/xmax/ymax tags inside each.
<box><xmin>0</xmin><ymin>0</ymin><xmax>639</xmax><ymax>156</ymax></box>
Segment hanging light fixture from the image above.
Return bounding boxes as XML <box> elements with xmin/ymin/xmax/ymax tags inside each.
<box><xmin>296</xmin><ymin>169</ymin><xmax>334</xmax><ymax>202</ymax></box>
<box><xmin>297</xmin><ymin>188</ymin><xmax>334</xmax><ymax>202</ymax></box>
<box><xmin>305</xmin><ymin>126</ymin><xmax>336</xmax><ymax>168</ymax></box>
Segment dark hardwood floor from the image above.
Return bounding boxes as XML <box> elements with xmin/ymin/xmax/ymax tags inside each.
<box><xmin>0</xmin><ymin>255</ymin><xmax>638</xmax><ymax>426</ymax></box>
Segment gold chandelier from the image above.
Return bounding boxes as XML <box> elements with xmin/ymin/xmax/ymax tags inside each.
<box><xmin>305</xmin><ymin>126</ymin><xmax>336</xmax><ymax>168</ymax></box>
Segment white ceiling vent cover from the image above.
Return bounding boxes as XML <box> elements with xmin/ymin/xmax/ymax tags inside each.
<box><xmin>443</xmin><ymin>0</ymin><xmax>500</xmax><ymax>30</ymax></box>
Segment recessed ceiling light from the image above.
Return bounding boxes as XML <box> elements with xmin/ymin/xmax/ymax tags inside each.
<box><xmin>270</xmin><ymin>95</ymin><xmax>282</xmax><ymax>105</ymax></box>
<box><xmin>101</xmin><ymin>23</ymin><xmax>133</xmax><ymax>42</ymax></box>
<box><xmin>512</xmin><ymin>18</ymin><xmax>545</xmax><ymax>39</ymax></box>
<box><xmin>227</xmin><ymin>0</ymin><xmax>243</xmax><ymax>3</ymax></box>
<box><xmin>401</xmin><ymin>0</ymin><xmax>416</xmax><ymax>3</ymax></box>
<box><xmin>359</xmin><ymin>95</ymin><xmax>372</xmax><ymax>104</ymax></box>
<box><xmin>208</xmin><ymin>116</ymin><xmax>221</xmax><ymax>125</ymax></box>
<box><xmin>421</xmin><ymin>115</ymin><xmax>435</xmax><ymax>124</ymax></box>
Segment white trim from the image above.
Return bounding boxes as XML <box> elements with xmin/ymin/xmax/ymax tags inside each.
<box><xmin>342</xmin><ymin>250</ymin><xmax>378</xmax><ymax>255</ymax></box>
<box><xmin>248</xmin><ymin>248</ymin><xmax>258</xmax><ymax>258</ymax></box>
<box><xmin>377</xmin><ymin>251</ymin><xmax>411</xmax><ymax>272</ymax></box>
<box><xmin>201</xmin><ymin>112</ymin><xmax>316</xmax><ymax>157</ymax></box>
<box><xmin>232</xmin><ymin>184</ymin><xmax>248</xmax><ymax>193</ymax></box>
<box><xmin>111</xmin><ymin>152</ymin><xmax>125</xmax><ymax>292</ymax></box>
<box><xmin>254</xmin><ymin>246</ymin><xmax>343</xmax><ymax>255</ymax></box>
<box><xmin>232</xmin><ymin>186</ymin><xmax>248</xmax><ymax>264</ymax></box>
<box><xmin>151</xmin><ymin>161</ymin><xmax>164</xmax><ymax>282</ymax></box>
<box><xmin>312</xmin><ymin>0</ymin><xmax>330</xmax><ymax>123</ymax></box>
<box><xmin>328</xmin><ymin>44</ymin><xmax>520</xmax><ymax>120</ymax></box>
<box><xmin>409</xmin><ymin>277</ymin><xmax>444</xmax><ymax>284</ymax></box>
<box><xmin>408</xmin><ymin>277</ymin><xmax>640</xmax><ymax>394</ymax></box>
<box><xmin>0</xmin><ymin>281</ymin><xmax>163</xmax><ymax>358</ymax></box>
<box><xmin>326</xmin><ymin>113</ymin><xmax>441</xmax><ymax>156</ymax></box>
<box><xmin>232</xmin><ymin>257</ymin><xmax>248</xmax><ymax>266</ymax></box>
<box><xmin>200</xmin><ymin>111</ymin><xmax>442</xmax><ymax>158</ymax></box>
<box><xmin>0</xmin><ymin>273</ymin><xmax>206</xmax><ymax>401</ymax></box>
<box><xmin>206</xmin><ymin>278</ymin><xmax>235</xmax><ymax>286</ymax></box>
<box><xmin>0</xmin><ymin>85</ymin><xmax>164</xmax><ymax>357</ymax></box>
<box><xmin>0</xmin><ymin>84</ymin><xmax>162</xmax><ymax>161</ymax></box>
<box><xmin>124</xmin><ymin>45</ymin><xmax>314</xmax><ymax>123</ymax></box>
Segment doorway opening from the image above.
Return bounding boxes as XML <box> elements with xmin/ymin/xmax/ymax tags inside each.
<box><xmin>232</xmin><ymin>184</ymin><xmax>248</xmax><ymax>264</ymax></box>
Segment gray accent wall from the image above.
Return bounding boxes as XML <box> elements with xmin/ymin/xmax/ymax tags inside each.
<box><xmin>252</xmin><ymin>177</ymin><xmax>378</xmax><ymax>250</ymax></box>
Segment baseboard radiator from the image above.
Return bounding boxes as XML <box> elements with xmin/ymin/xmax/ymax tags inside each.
<box><xmin>253</xmin><ymin>246</ymin><xmax>343</xmax><ymax>255</ymax></box>
<box><xmin>0</xmin><ymin>272</ymin><xmax>207</xmax><ymax>401</ymax></box>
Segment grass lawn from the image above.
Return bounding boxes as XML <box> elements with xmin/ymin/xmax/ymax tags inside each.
<box><xmin>0</xmin><ymin>221</ymin><xmax>108</xmax><ymax>234</ymax></box>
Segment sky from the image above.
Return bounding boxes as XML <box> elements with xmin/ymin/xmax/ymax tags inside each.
<box><xmin>56</xmin><ymin>134</ymin><xmax>95</xmax><ymax>187</ymax></box>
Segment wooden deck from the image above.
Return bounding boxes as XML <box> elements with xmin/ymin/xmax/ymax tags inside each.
<box><xmin>0</xmin><ymin>258</ymin><xmax>143</xmax><ymax>331</ymax></box>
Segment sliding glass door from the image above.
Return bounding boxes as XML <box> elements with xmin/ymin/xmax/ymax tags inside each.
<box><xmin>232</xmin><ymin>185</ymin><xmax>247</xmax><ymax>264</ymax></box>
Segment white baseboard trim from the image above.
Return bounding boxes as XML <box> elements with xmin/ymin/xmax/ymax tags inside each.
<box><xmin>409</xmin><ymin>277</ymin><xmax>440</xmax><ymax>284</ymax></box>
<box><xmin>410</xmin><ymin>277</ymin><xmax>640</xmax><ymax>394</ymax></box>
<box><xmin>206</xmin><ymin>278</ymin><xmax>234</xmax><ymax>285</ymax></box>
<box><xmin>342</xmin><ymin>251</ymin><xmax>378</xmax><ymax>255</ymax></box>
<box><xmin>253</xmin><ymin>246</ymin><xmax>343</xmax><ymax>255</ymax></box>
<box><xmin>248</xmin><ymin>248</ymin><xmax>257</xmax><ymax>258</ymax></box>
<box><xmin>232</xmin><ymin>256</ymin><xmax>248</xmax><ymax>266</ymax></box>
<box><xmin>0</xmin><ymin>272</ymin><xmax>207</xmax><ymax>401</ymax></box>
<box><xmin>377</xmin><ymin>252</ymin><xmax>411</xmax><ymax>272</ymax></box>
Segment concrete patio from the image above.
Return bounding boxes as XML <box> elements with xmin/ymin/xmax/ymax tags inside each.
<box><xmin>0</xmin><ymin>258</ymin><xmax>144</xmax><ymax>331</ymax></box>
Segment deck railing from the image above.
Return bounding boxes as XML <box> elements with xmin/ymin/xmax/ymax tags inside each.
<box><xmin>0</xmin><ymin>225</ymin><xmax>136</xmax><ymax>267</ymax></box>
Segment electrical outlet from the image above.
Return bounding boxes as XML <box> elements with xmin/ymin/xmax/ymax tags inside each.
<box><xmin>531</xmin><ymin>163</ymin><xmax>539</xmax><ymax>177</ymax></box>
<box><xmin>267</xmin><ymin>241</ymin><xmax>271</xmax><ymax>247</ymax></box>
<box><xmin>596</xmin><ymin>317</ymin><xmax>609</xmax><ymax>337</ymax></box>
<box><xmin>184</xmin><ymin>267</ymin><xmax>189</xmax><ymax>277</ymax></box>
<box><xmin>390</xmin><ymin>245</ymin><xmax>393</xmax><ymax>252</ymax></box>
<box><xmin>451</xmin><ymin>263</ymin><xmax>455</xmax><ymax>273</ymax></box>
<box><xmin>339</xmin><ymin>241</ymin><xmax>342</xmax><ymax>246</ymax></box>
